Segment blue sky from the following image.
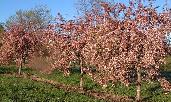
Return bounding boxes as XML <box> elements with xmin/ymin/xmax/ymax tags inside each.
<box><xmin>0</xmin><ymin>0</ymin><xmax>78</xmax><ymax>22</ymax></box>
<box><xmin>0</xmin><ymin>0</ymin><xmax>170</xmax><ymax>23</ymax></box>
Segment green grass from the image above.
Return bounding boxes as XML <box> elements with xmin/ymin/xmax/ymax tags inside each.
<box><xmin>0</xmin><ymin>74</ymin><xmax>104</xmax><ymax>102</ymax></box>
<box><xmin>32</xmin><ymin>68</ymin><xmax>171</xmax><ymax>101</ymax></box>
<box><xmin>39</xmin><ymin>69</ymin><xmax>102</xmax><ymax>91</ymax></box>
<box><xmin>1</xmin><ymin>56</ymin><xmax>171</xmax><ymax>102</ymax></box>
<box><xmin>38</xmin><ymin>68</ymin><xmax>171</xmax><ymax>102</ymax></box>
<box><xmin>46</xmin><ymin>72</ymin><xmax>171</xmax><ymax>102</ymax></box>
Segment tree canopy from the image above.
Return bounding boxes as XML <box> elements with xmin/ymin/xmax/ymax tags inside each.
<box><xmin>6</xmin><ymin>5</ymin><xmax>52</xmax><ymax>30</ymax></box>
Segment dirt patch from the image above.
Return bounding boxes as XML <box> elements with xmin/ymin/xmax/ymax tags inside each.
<box><xmin>27</xmin><ymin>56</ymin><xmax>52</xmax><ymax>74</ymax></box>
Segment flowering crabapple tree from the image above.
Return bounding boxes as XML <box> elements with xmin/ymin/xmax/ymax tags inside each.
<box><xmin>42</xmin><ymin>14</ymin><xmax>90</xmax><ymax>88</ymax></box>
<box><xmin>42</xmin><ymin>30</ymin><xmax>76</xmax><ymax>76</ymax></box>
<box><xmin>0</xmin><ymin>24</ymin><xmax>41</xmax><ymax>75</ymax></box>
<box><xmin>39</xmin><ymin>13</ymin><xmax>74</xmax><ymax>76</ymax></box>
<box><xmin>78</xmin><ymin>1</ymin><xmax>171</xmax><ymax>101</ymax></box>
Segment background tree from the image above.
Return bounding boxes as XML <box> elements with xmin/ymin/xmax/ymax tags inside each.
<box><xmin>6</xmin><ymin>5</ymin><xmax>52</xmax><ymax>30</ymax></box>
<box><xmin>0</xmin><ymin>23</ymin><xmax>4</xmax><ymax>47</ymax></box>
<box><xmin>75</xmin><ymin>0</ymin><xmax>115</xmax><ymax>16</ymax></box>
<box><xmin>0</xmin><ymin>24</ymin><xmax>4</xmax><ymax>33</ymax></box>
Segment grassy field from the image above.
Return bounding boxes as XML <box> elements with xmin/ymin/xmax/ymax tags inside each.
<box><xmin>0</xmin><ymin>56</ymin><xmax>171</xmax><ymax>102</ymax></box>
<box><xmin>0</xmin><ymin>69</ymin><xmax>104</xmax><ymax>102</ymax></box>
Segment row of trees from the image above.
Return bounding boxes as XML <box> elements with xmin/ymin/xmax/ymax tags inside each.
<box><xmin>0</xmin><ymin>0</ymin><xmax>171</xmax><ymax>101</ymax></box>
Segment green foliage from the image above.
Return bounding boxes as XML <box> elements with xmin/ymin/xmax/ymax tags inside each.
<box><xmin>163</xmin><ymin>56</ymin><xmax>171</xmax><ymax>71</ymax></box>
<box><xmin>160</xmin><ymin>56</ymin><xmax>171</xmax><ymax>81</ymax></box>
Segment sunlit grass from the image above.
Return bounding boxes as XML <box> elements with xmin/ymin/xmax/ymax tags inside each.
<box><xmin>1</xmin><ymin>56</ymin><xmax>171</xmax><ymax>101</ymax></box>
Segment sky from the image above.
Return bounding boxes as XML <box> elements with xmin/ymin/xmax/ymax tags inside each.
<box><xmin>0</xmin><ymin>0</ymin><xmax>78</xmax><ymax>22</ymax></box>
<box><xmin>0</xmin><ymin>0</ymin><xmax>170</xmax><ymax>23</ymax></box>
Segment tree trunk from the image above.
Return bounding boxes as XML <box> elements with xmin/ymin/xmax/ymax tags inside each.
<box><xmin>136</xmin><ymin>67</ymin><xmax>141</xmax><ymax>102</ymax></box>
<box><xmin>80</xmin><ymin>58</ymin><xmax>83</xmax><ymax>89</ymax></box>
<box><xmin>18</xmin><ymin>58</ymin><xmax>23</xmax><ymax>75</ymax></box>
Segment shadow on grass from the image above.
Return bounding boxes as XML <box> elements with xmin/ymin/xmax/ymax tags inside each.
<box><xmin>160</xmin><ymin>70</ymin><xmax>171</xmax><ymax>82</ymax></box>
<box><xmin>0</xmin><ymin>66</ymin><xmax>17</xmax><ymax>74</ymax></box>
<box><xmin>0</xmin><ymin>66</ymin><xmax>33</xmax><ymax>74</ymax></box>
<box><xmin>70</xmin><ymin>67</ymin><xmax>81</xmax><ymax>74</ymax></box>
<box><xmin>142</xmin><ymin>85</ymin><xmax>161</xmax><ymax>102</ymax></box>
<box><xmin>70</xmin><ymin>67</ymin><xmax>96</xmax><ymax>74</ymax></box>
<box><xmin>142</xmin><ymin>69</ymin><xmax>171</xmax><ymax>101</ymax></box>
